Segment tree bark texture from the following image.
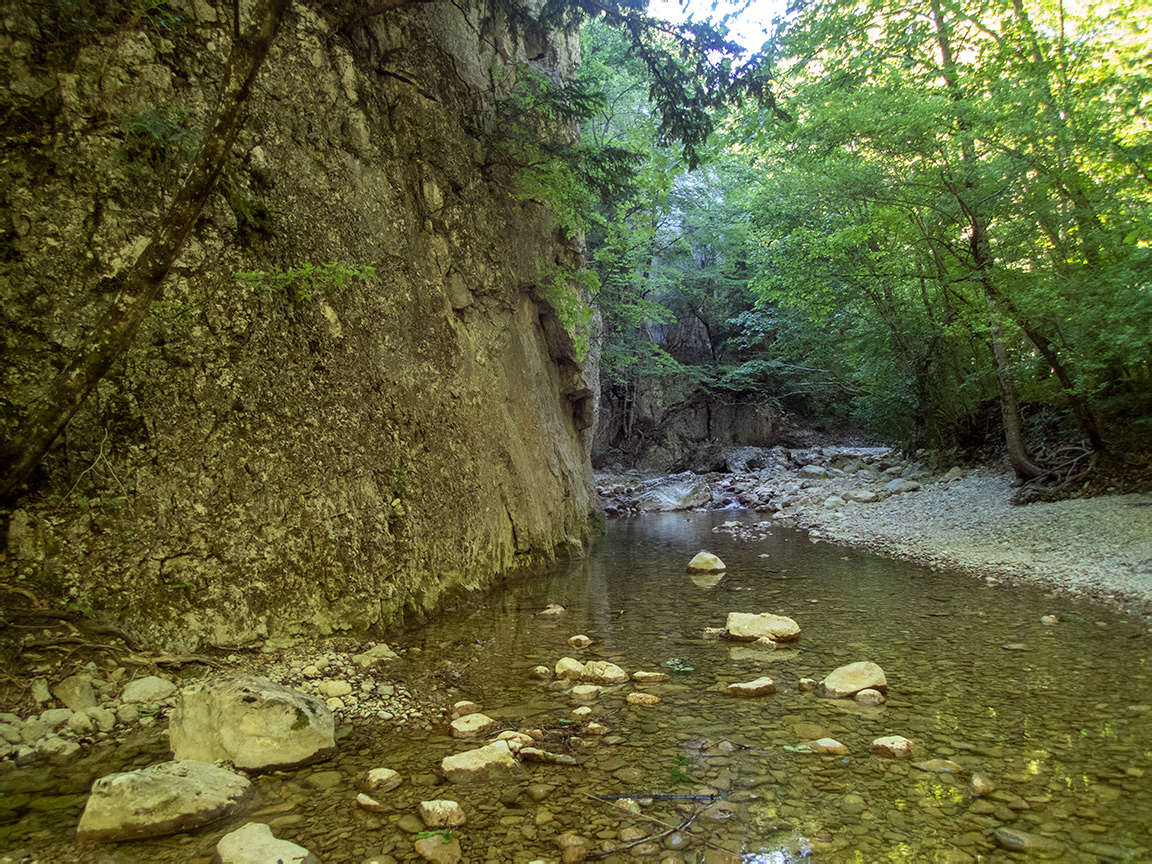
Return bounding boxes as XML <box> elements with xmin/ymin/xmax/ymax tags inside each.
<box><xmin>0</xmin><ymin>0</ymin><xmax>291</xmax><ymax>502</ymax></box>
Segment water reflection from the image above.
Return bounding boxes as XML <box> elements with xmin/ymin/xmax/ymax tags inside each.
<box><xmin>1</xmin><ymin>511</ymin><xmax>1150</xmax><ymax>862</ymax></box>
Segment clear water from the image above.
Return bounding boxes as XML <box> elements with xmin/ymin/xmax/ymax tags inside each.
<box><xmin>2</xmin><ymin>511</ymin><xmax>1150</xmax><ymax>863</ymax></box>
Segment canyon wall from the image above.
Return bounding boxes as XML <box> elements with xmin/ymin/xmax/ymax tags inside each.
<box><xmin>1</xmin><ymin>0</ymin><xmax>600</xmax><ymax>650</ymax></box>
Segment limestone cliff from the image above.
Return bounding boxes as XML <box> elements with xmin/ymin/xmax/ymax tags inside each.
<box><xmin>0</xmin><ymin>0</ymin><xmax>600</xmax><ymax>649</ymax></box>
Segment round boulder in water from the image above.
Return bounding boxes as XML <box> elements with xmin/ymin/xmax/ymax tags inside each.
<box><xmin>817</xmin><ymin>661</ymin><xmax>887</xmax><ymax>698</ymax></box>
<box><xmin>686</xmin><ymin>551</ymin><xmax>726</xmax><ymax>573</ymax></box>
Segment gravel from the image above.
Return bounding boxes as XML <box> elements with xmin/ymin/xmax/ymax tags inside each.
<box><xmin>793</xmin><ymin>469</ymin><xmax>1152</xmax><ymax>619</ymax></box>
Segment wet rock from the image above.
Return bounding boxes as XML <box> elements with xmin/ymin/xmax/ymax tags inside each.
<box><xmin>870</xmin><ymin>736</ymin><xmax>914</xmax><ymax>759</ymax></box>
<box><xmin>811</xmin><ymin>738</ymin><xmax>849</xmax><ymax>755</ymax></box>
<box><xmin>1040</xmin><ymin>615</ymin><xmax>1059</xmax><ymax>625</ymax></box>
<box><xmin>52</xmin><ymin>676</ymin><xmax>97</xmax><ymax>712</ymax></box>
<box><xmin>352</xmin><ymin>643</ymin><xmax>399</xmax><ymax>668</ymax></box>
<box><xmin>449</xmin><ymin>713</ymin><xmax>498</xmax><ymax>739</ymax></box>
<box><xmin>725</xmin><ymin>612</ymin><xmax>800</xmax><ymax>642</ymax></box>
<box><xmin>725</xmin><ymin>677</ymin><xmax>777</xmax><ymax>698</ymax></box>
<box><xmin>121</xmin><ymin>675</ymin><xmax>176</xmax><ymax>703</ymax></box>
<box><xmin>419</xmin><ymin>799</ymin><xmax>466</xmax><ymax>827</ymax></box>
<box><xmin>318</xmin><ymin>680</ymin><xmax>352</xmax><ymax>698</ymax></box>
<box><xmin>992</xmin><ymin>828</ymin><xmax>1064</xmax><ymax>857</ymax></box>
<box><xmin>452</xmin><ymin>700</ymin><xmax>481</xmax><ymax>717</ymax></box>
<box><xmin>529</xmin><ymin>666</ymin><xmax>552</xmax><ymax>680</ymax></box>
<box><xmin>415</xmin><ymin>834</ymin><xmax>462</xmax><ymax>864</ymax></box>
<box><xmin>86</xmin><ymin>706</ymin><xmax>116</xmax><ymax>732</ymax></box>
<box><xmin>362</xmin><ymin>767</ymin><xmax>403</xmax><ymax>794</ymax></box>
<box><xmin>818</xmin><ymin>661</ymin><xmax>887</xmax><ymax>698</ymax></box>
<box><xmin>528</xmin><ymin>783</ymin><xmax>555</xmax><ymax>801</ymax></box>
<box><xmin>441</xmin><ymin>740</ymin><xmax>522</xmax><ymax>784</ymax></box>
<box><xmin>798</xmin><ymin>677</ymin><xmax>818</xmax><ymax>692</ymax></box>
<box><xmin>357</xmin><ymin>793</ymin><xmax>387</xmax><ymax>812</ymax></box>
<box><xmin>170</xmin><ymin>675</ymin><xmax>336</xmax><ymax>772</ymax></box>
<box><xmin>637</xmin><ymin>482</ymin><xmax>712</xmax><ymax>512</ymax></box>
<box><xmin>539</xmin><ymin>604</ymin><xmax>567</xmax><ymax>618</ymax></box>
<box><xmin>582</xmin><ymin>661</ymin><xmax>628</xmax><ymax>685</ymax></box>
<box><xmin>77</xmin><ymin>760</ymin><xmax>251</xmax><ymax>842</ymax></box>
<box><xmin>970</xmin><ymin>773</ymin><xmax>996</xmax><ymax>797</ymax></box>
<box><xmin>494</xmin><ymin>730</ymin><xmax>536</xmax><ymax>754</ymax></box>
<box><xmin>632</xmin><ymin>671</ymin><xmax>669</xmax><ymax>684</ymax></box>
<box><xmin>687</xmin><ymin>551</ymin><xmax>726</xmax><ymax>573</ymax></box>
<box><xmin>568</xmin><ymin>634</ymin><xmax>593</xmax><ymax>648</ymax></box>
<box><xmin>855</xmin><ymin>688</ymin><xmax>886</xmax><ymax>706</ymax></box>
<box><xmin>626</xmin><ymin>692</ymin><xmax>660</xmax><ymax>705</ymax></box>
<box><xmin>556</xmin><ymin>658</ymin><xmax>585</xmax><ymax>680</ymax></box>
<box><xmin>217</xmin><ymin>821</ymin><xmax>317</xmax><ymax>864</ymax></box>
<box><xmin>571</xmin><ymin>685</ymin><xmax>603</xmax><ymax>700</ymax></box>
<box><xmin>40</xmin><ymin>708</ymin><xmax>73</xmax><ymax>730</ymax></box>
<box><xmin>915</xmin><ymin>759</ymin><xmax>963</xmax><ymax>773</ymax></box>
<box><xmin>555</xmin><ymin>831</ymin><xmax>590</xmax><ymax>863</ymax></box>
<box><xmin>520</xmin><ymin>747</ymin><xmax>579</xmax><ymax>765</ymax></box>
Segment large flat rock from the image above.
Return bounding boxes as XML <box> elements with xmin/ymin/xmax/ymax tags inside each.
<box><xmin>725</xmin><ymin>612</ymin><xmax>800</xmax><ymax>642</ymax></box>
<box><xmin>77</xmin><ymin>760</ymin><xmax>251</xmax><ymax>843</ymax></box>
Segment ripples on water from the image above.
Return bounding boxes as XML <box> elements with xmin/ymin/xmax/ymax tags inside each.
<box><xmin>2</xmin><ymin>511</ymin><xmax>1150</xmax><ymax>863</ymax></box>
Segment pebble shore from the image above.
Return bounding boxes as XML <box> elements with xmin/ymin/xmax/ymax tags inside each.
<box><xmin>793</xmin><ymin>470</ymin><xmax>1152</xmax><ymax>621</ymax></box>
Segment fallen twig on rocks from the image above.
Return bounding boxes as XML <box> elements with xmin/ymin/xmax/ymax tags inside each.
<box><xmin>585</xmin><ymin>811</ymin><xmax>697</xmax><ymax>860</ymax></box>
<box><xmin>594</xmin><ymin>793</ymin><xmax>718</xmax><ymax>802</ymax></box>
<box><xmin>582</xmin><ymin>792</ymin><xmax>743</xmax><ymax>857</ymax></box>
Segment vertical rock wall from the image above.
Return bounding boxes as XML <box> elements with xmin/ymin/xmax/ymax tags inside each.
<box><xmin>0</xmin><ymin>0</ymin><xmax>600</xmax><ymax>649</ymax></box>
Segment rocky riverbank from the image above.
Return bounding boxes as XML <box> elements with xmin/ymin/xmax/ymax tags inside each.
<box><xmin>598</xmin><ymin>445</ymin><xmax>1152</xmax><ymax>623</ymax></box>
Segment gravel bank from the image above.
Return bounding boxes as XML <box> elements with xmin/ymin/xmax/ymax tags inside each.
<box><xmin>794</xmin><ymin>469</ymin><xmax>1152</xmax><ymax>619</ymax></box>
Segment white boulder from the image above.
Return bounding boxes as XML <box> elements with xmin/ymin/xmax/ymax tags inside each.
<box><xmin>450</xmin><ymin>713</ymin><xmax>499</xmax><ymax>739</ymax></box>
<box><xmin>818</xmin><ymin>661</ymin><xmax>887</xmax><ymax>699</ymax></box>
<box><xmin>725</xmin><ymin>677</ymin><xmax>777</xmax><ymax>698</ymax></box>
<box><xmin>419</xmin><ymin>799</ymin><xmax>467</xmax><ymax>827</ymax></box>
<box><xmin>555</xmin><ymin>658</ymin><xmax>584</xmax><ymax>680</ymax></box>
<box><xmin>580</xmin><ymin>661</ymin><xmax>628</xmax><ymax>685</ymax></box>
<box><xmin>871</xmin><ymin>735</ymin><xmax>914</xmax><ymax>759</ymax></box>
<box><xmin>169</xmin><ymin>675</ymin><xmax>336</xmax><ymax>772</ymax></box>
<box><xmin>121</xmin><ymin>675</ymin><xmax>177</xmax><ymax>703</ymax></box>
<box><xmin>77</xmin><ymin>760</ymin><xmax>251</xmax><ymax>842</ymax></box>
<box><xmin>441</xmin><ymin>740</ymin><xmax>523</xmax><ymax>784</ymax></box>
<box><xmin>217</xmin><ymin>821</ymin><xmax>318</xmax><ymax>864</ymax></box>
<box><xmin>686</xmin><ymin>551</ymin><xmax>726</xmax><ymax>573</ymax></box>
<box><xmin>725</xmin><ymin>612</ymin><xmax>800</xmax><ymax>642</ymax></box>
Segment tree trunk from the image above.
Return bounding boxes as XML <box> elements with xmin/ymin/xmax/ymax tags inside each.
<box><xmin>0</xmin><ymin>0</ymin><xmax>291</xmax><ymax>502</ymax></box>
<box><xmin>984</xmin><ymin>291</ymin><xmax>1045</xmax><ymax>480</ymax></box>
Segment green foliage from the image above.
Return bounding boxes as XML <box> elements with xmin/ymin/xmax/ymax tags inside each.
<box><xmin>387</xmin><ymin>466</ymin><xmax>410</xmax><ymax>526</ymax></box>
<box><xmin>668</xmin><ymin>755</ymin><xmax>692</xmax><ymax>784</ymax></box>
<box><xmin>727</xmin><ymin>0</ymin><xmax>1152</xmax><ymax>449</ymax></box>
<box><xmin>414</xmin><ymin>829</ymin><xmax>457</xmax><ymax>844</ymax></box>
<box><xmin>113</xmin><ymin>106</ymin><xmax>195</xmax><ymax>180</ymax></box>
<box><xmin>236</xmin><ymin>262</ymin><xmax>377</xmax><ymax>302</ymax></box>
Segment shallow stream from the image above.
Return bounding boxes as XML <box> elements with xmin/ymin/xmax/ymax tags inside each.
<box><xmin>3</xmin><ymin>511</ymin><xmax>1151</xmax><ymax>862</ymax></box>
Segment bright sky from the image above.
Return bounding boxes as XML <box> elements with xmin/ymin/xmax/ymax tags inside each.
<box><xmin>646</xmin><ymin>0</ymin><xmax>791</xmax><ymax>53</ymax></box>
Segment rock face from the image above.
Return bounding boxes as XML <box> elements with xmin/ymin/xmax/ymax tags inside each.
<box><xmin>725</xmin><ymin>612</ymin><xmax>800</xmax><ymax>642</ymax></box>
<box><xmin>169</xmin><ymin>676</ymin><xmax>336</xmax><ymax>772</ymax></box>
<box><xmin>217</xmin><ymin>822</ymin><xmax>318</xmax><ymax>864</ymax></box>
<box><xmin>77</xmin><ymin>760</ymin><xmax>251</xmax><ymax>843</ymax></box>
<box><xmin>0</xmin><ymin>0</ymin><xmax>598</xmax><ymax>651</ymax></box>
<box><xmin>818</xmin><ymin>662</ymin><xmax>887</xmax><ymax>698</ymax></box>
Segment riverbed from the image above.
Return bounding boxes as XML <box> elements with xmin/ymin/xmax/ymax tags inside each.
<box><xmin>2</xmin><ymin>510</ymin><xmax>1150</xmax><ymax>862</ymax></box>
